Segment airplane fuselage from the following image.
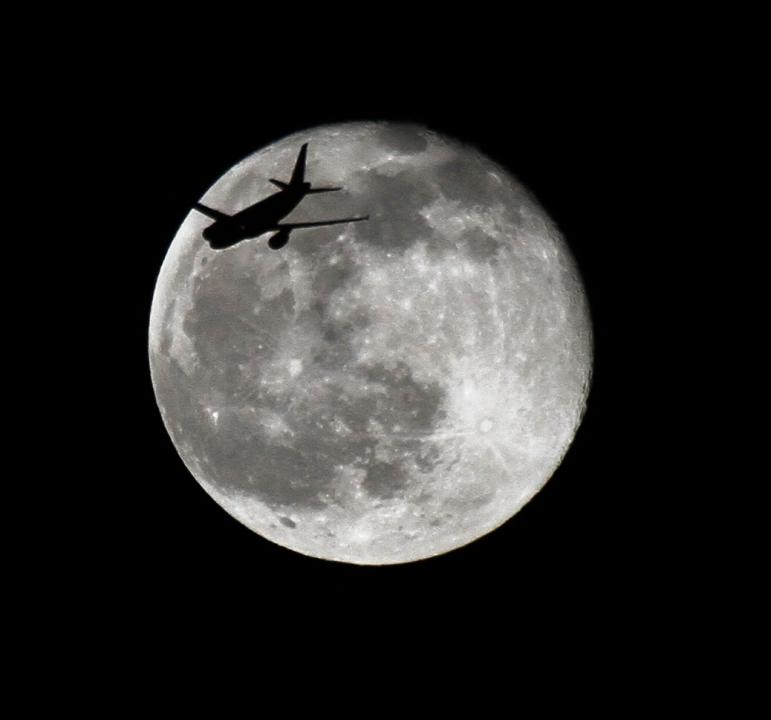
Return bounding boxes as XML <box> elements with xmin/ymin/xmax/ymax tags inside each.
<box><xmin>203</xmin><ymin>183</ymin><xmax>311</xmax><ymax>249</ymax></box>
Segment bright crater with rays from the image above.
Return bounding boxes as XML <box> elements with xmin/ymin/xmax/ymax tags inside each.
<box><xmin>149</xmin><ymin>122</ymin><xmax>593</xmax><ymax>564</ymax></box>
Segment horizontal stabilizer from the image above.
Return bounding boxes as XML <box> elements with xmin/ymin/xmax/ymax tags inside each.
<box><xmin>269</xmin><ymin>179</ymin><xmax>289</xmax><ymax>190</ymax></box>
<box><xmin>278</xmin><ymin>216</ymin><xmax>368</xmax><ymax>230</ymax></box>
<box><xmin>306</xmin><ymin>186</ymin><xmax>342</xmax><ymax>193</ymax></box>
<box><xmin>193</xmin><ymin>202</ymin><xmax>229</xmax><ymax>222</ymax></box>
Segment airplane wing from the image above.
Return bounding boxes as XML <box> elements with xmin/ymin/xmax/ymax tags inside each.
<box><xmin>278</xmin><ymin>216</ymin><xmax>368</xmax><ymax>230</ymax></box>
<box><xmin>193</xmin><ymin>202</ymin><xmax>230</xmax><ymax>222</ymax></box>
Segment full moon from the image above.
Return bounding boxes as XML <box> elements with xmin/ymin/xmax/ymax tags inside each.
<box><xmin>149</xmin><ymin>122</ymin><xmax>592</xmax><ymax>564</ymax></box>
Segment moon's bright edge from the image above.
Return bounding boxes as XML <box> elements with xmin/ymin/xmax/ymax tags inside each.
<box><xmin>149</xmin><ymin>122</ymin><xmax>593</xmax><ymax>565</ymax></box>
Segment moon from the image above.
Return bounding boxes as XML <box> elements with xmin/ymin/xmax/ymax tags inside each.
<box><xmin>149</xmin><ymin>122</ymin><xmax>593</xmax><ymax>565</ymax></box>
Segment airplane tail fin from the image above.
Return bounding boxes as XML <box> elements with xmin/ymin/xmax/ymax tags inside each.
<box><xmin>269</xmin><ymin>179</ymin><xmax>290</xmax><ymax>190</ymax></box>
<box><xmin>193</xmin><ymin>203</ymin><xmax>230</xmax><ymax>222</ymax></box>
<box><xmin>290</xmin><ymin>143</ymin><xmax>308</xmax><ymax>186</ymax></box>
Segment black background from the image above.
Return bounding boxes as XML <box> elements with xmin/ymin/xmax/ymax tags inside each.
<box><xmin>7</xmin><ymin>7</ymin><xmax>750</xmax><ymax>699</ymax></box>
<box><xmin>72</xmin><ymin>41</ymin><xmax>695</xmax><ymax>648</ymax></box>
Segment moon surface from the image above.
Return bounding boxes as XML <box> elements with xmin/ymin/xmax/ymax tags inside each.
<box><xmin>149</xmin><ymin>122</ymin><xmax>592</xmax><ymax>564</ymax></box>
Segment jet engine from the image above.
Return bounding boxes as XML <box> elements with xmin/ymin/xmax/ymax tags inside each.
<box><xmin>268</xmin><ymin>229</ymin><xmax>290</xmax><ymax>250</ymax></box>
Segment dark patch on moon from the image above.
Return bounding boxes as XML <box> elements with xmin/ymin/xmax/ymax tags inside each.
<box><xmin>361</xmin><ymin>461</ymin><xmax>408</xmax><ymax>499</ymax></box>
<box><xmin>414</xmin><ymin>443</ymin><xmax>443</xmax><ymax>474</ymax></box>
<box><xmin>448</xmin><ymin>490</ymin><xmax>496</xmax><ymax>513</ymax></box>
<box><xmin>156</xmin><ymin>252</ymin><xmax>452</xmax><ymax>512</ymax></box>
<box><xmin>353</xmin><ymin>170</ymin><xmax>436</xmax><ymax>253</ymax></box>
<box><xmin>279</xmin><ymin>516</ymin><xmax>296</xmax><ymax>528</ymax></box>
<box><xmin>434</xmin><ymin>154</ymin><xmax>504</xmax><ymax>207</ymax></box>
<box><xmin>207</xmin><ymin>358</ymin><xmax>448</xmax><ymax>509</ymax></box>
<box><xmin>362</xmin><ymin>361</ymin><xmax>447</xmax><ymax>435</ymax></box>
<box><xmin>185</xmin><ymin>361</ymin><xmax>435</xmax><ymax>511</ymax></box>
<box><xmin>320</xmin><ymin>309</ymin><xmax>369</xmax><ymax>352</ymax></box>
<box><xmin>463</xmin><ymin>227</ymin><xmax>504</xmax><ymax>264</ymax></box>
<box><xmin>211</xmin><ymin>434</ymin><xmax>333</xmax><ymax>509</ymax></box>
<box><xmin>375</xmin><ymin>123</ymin><xmax>429</xmax><ymax>155</ymax></box>
<box><xmin>311</xmin><ymin>305</ymin><xmax>371</xmax><ymax>368</ymax></box>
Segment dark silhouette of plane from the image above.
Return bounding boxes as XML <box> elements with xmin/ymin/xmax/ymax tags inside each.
<box><xmin>193</xmin><ymin>143</ymin><xmax>368</xmax><ymax>251</ymax></box>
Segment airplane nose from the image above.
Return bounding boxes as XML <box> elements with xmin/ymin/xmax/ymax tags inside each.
<box><xmin>202</xmin><ymin>226</ymin><xmax>222</xmax><ymax>247</ymax></box>
<box><xmin>202</xmin><ymin>227</ymin><xmax>219</xmax><ymax>249</ymax></box>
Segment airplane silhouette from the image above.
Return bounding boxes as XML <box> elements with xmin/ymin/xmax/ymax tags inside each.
<box><xmin>193</xmin><ymin>143</ymin><xmax>368</xmax><ymax>251</ymax></box>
